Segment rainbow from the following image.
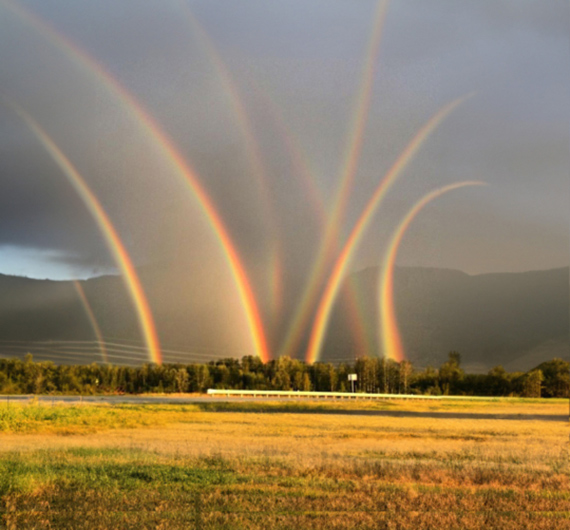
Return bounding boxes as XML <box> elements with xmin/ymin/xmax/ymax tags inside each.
<box><xmin>2</xmin><ymin>0</ymin><xmax>271</xmax><ymax>362</ymax></box>
<box><xmin>339</xmin><ymin>283</ymin><xmax>372</xmax><ymax>357</ymax></box>
<box><xmin>72</xmin><ymin>280</ymin><xmax>109</xmax><ymax>364</ymax></box>
<box><xmin>3</xmin><ymin>98</ymin><xmax>162</xmax><ymax>364</ymax></box>
<box><xmin>305</xmin><ymin>95</ymin><xmax>473</xmax><ymax>364</ymax></box>
<box><xmin>332</xmin><ymin>0</ymin><xmax>390</xmax><ymax>216</ymax></box>
<box><xmin>250</xmin><ymin>83</ymin><xmax>375</xmax><ymax>358</ymax></box>
<box><xmin>278</xmin><ymin>0</ymin><xmax>389</xmax><ymax>359</ymax></box>
<box><xmin>178</xmin><ymin>2</ymin><xmax>283</xmax><ymax>317</ymax></box>
<box><xmin>379</xmin><ymin>182</ymin><xmax>486</xmax><ymax>362</ymax></box>
<box><xmin>250</xmin><ymin>81</ymin><xmax>327</xmax><ymax>227</ymax></box>
<box><xmin>269</xmin><ymin>251</ymin><xmax>284</xmax><ymax>323</ymax></box>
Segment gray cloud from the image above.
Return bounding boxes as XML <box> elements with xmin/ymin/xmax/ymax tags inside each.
<box><xmin>0</xmin><ymin>0</ymin><xmax>566</xmax><ymax>284</ymax></box>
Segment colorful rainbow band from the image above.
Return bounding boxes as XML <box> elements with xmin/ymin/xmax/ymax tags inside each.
<box><xmin>73</xmin><ymin>280</ymin><xmax>109</xmax><ymax>364</ymax></box>
<box><xmin>3</xmin><ymin>98</ymin><xmax>162</xmax><ymax>364</ymax></box>
<box><xmin>278</xmin><ymin>0</ymin><xmax>390</xmax><ymax>359</ymax></box>
<box><xmin>379</xmin><ymin>182</ymin><xmax>487</xmax><ymax>362</ymax></box>
<box><xmin>305</xmin><ymin>94</ymin><xmax>474</xmax><ymax>364</ymax></box>
<box><xmin>179</xmin><ymin>2</ymin><xmax>283</xmax><ymax>320</ymax></box>
<box><xmin>2</xmin><ymin>0</ymin><xmax>271</xmax><ymax>362</ymax></box>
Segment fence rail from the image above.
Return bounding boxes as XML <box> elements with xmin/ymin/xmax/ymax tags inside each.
<box><xmin>206</xmin><ymin>389</ymin><xmax>512</xmax><ymax>401</ymax></box>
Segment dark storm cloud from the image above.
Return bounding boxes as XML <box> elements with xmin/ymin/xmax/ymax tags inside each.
<box><xmin>0</xmin><ymin>108</ymin><xmax>104</xmax><ymax>252</ymax></box>
<box><xmin>0</xmin><ymin>0</ymin><xmax>567</xmax><ymax>280</ymax></box>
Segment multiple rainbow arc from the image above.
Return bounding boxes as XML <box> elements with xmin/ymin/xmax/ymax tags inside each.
<box><xmin>2</xmin><ymin>0</ymin><xmax>270</xmax><ymax>364</ymax></box>
<box><xmin>0</xmin><ymin>0</ymin><xmax>485</xmax><ymax>365</ymax></box>
<box><xmin>278</xmin><ymin>0</ymin><xmax>390</xmax><ymax>361</ymax></box>
<box><xmin>176</xmin><ymin>0</ymin><xmax>284</xmax><ymax>320</ymax></box>
<box><xmin>1</xmin><ymin>98</ymin><xmax>162</xmax><ymax>364</ymax></box>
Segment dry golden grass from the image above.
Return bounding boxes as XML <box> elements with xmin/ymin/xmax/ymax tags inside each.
<box><xmin>0</xmin><ymin>399</ymin><xmax>568</xmax><ymax>529</ymax></box>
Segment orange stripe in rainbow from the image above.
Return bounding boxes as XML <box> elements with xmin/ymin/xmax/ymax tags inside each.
<box><xmin>3</xmin><ymin>99</ymin><xmax>162</xmax><ymax>364</ymax></box>
<box><xmin>379</xmin><ymin>182</ymin><xmax>486</xmax><ymax>362</ymax></box>
<box><xmin>305</xmin><ymin>95</ymin><xmax>473</xmax><ymax>364</ymax></box>
<box><xmin>73</xmin><ymin>280</ymin><xmax>109</xmax><ymax>364</ymax></box>
<box><xmin>279</xmin><ymin>0</ymin><xmax>389</xmax><ymax>359</ymax></box>
<box><xmin>1</xmin><ymin>0</ymin><xmax>271</xmax><ymax>362</ymax></box>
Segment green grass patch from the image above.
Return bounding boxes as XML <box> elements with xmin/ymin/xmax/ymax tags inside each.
<box><xmin>0</xmin><ymin>448</ymin><xmax>241</xmax><ymax>496</ymax></box>
<box><xmin>1</xmin><ymin>447</ymin><xmax>568</xmax><ymax>529</ymax></box>
<box><xmin>0</xmin><ymin>403</ymin><xmax>203</xmax><ymax>434</ymax></box>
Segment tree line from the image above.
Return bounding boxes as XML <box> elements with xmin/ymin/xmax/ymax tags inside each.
<box><xmin>0</xmin><ymin>353</ymin><xmax>567</xmax><ymax>398</ymax></box>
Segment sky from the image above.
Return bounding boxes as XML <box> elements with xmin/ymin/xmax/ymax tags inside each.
<box><xmin>0</xmin><ymin>0</ymin><xmax>568</xmax><ymax>282</ymax></box>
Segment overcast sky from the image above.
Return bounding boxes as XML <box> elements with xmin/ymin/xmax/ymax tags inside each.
<box><xmin>0</xmin><ymin>0</ymin><xmax>568</xmax><ymax>281</ymax></box>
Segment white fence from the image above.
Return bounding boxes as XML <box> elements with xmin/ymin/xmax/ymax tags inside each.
<box><xmin>206</xmin><ymin>389</ymin><xmax>509</xmax><ymax>401</ymax></box>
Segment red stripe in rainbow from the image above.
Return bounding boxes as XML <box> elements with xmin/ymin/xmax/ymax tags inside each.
<box><xmin>4</xmin><ymin>100</ymin><xmax>162</xmax><ymax>364</ymax></box>
<box><xmin>2</xmin><ymin>0</ymin><xmax>271</xmax><ymax>362</ymax></box>
<box><xmin>305</xmin><ymin>95</ymin><xmax>473</xmax><ymax>364</ymax></box>
<box><xmin>73</xmin><ymin>280</ymin><xmax>109</xmax><ymax>364</ymax></box>
<box><xmin>380</xmin><ymin>182</ymin><xmax>486</xmax><ymax>362</ymax></box>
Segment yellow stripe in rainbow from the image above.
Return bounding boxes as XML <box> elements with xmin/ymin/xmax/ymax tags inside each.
<box><xmin>3</xmin><ymin>99</ymin><xmax>162</xmax><ymax>364</ymax></box>
<box><xmin>178</xmin><ymin>2</ymin><xmax>283</xmax><ymax>317</ymax></box>
<box><xmin>1</xmin><ymin>0</ymin><xmax>271</xmax><ymax>362</ymax></box>
<box><xmin>73</xmin><ymin>280</ymin><xmax>109</xmax><ymax>364</ymax></box>
<box><xmin>279</xmin><ymin>0</ymin><xmax>389</xmax><ymax>359</ymax></box>
<box><xmin>379</xmin><ymin>182</ymin><xmax>486</xmax><ymax>362</ymax></box>
<box><xmin>305</xmin><ymin>95</ymin><xmax>473</xmax><ymax>364</ymax></box>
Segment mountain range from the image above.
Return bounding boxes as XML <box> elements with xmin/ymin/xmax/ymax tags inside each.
<box><xmin>0</xmin><ymin>265</ymin><xmax>567</xmax><ymax>372</ymax></box>
<box><xmin>323</xmin><ymin>266</ymin><xmax>569</xmax><ymax>372</ymax></box>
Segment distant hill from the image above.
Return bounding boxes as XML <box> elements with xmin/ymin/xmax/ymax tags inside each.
<box><xmin>322</xmin><ymin>266</ymin><xmax>569</xmax><ymax>371</ymax></box>
<box><xmin>0</xmin><ymin>265</ymin><xmax>567</xmax><ymax>371</ymax></box>
<box><xmin>0</xmin><ymin>262</ymin><xmax>252</xmax><ymax>365</ymax></box>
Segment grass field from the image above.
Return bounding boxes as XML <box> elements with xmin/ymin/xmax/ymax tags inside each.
<box><xmin>0</xmin><ymin>398</ymin><xmax>568</xmax><ymax>529</ymax></box>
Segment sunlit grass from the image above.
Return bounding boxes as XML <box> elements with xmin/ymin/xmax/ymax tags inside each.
<box><xmin>0</xmin><ymin>399</ymin><xmax>568</xmax><ymax>528</ymax></box>
<box><xmin>0</xmin><ymin>402</ymin><xmax>203</xmax><ymax>434</ymax></box>
<box><xmin>0</xmin><ymin>397</ymin><xmax>565</xmax><ymax>435</ymax></box>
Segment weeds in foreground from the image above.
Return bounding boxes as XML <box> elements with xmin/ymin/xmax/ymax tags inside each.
<box><xmin>0</xmin><ymin>448</ymin><xmax>568</xmax><ymax>529</ymax></box>
<box><xmin>0</xmin><ymin>400</ymin><xmax>567</xmax><ymax>528</ymax></box>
